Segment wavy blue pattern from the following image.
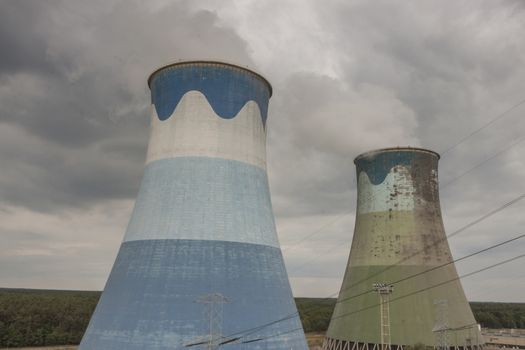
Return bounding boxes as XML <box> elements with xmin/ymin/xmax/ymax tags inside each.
<box><xmin>79</xmin><ymin>239</ymin><xmax>307</xmax><ymax>350</ymax></box>
<box><xmin>150</xmin><ymin>63</ymin><xmax>270</xmax><ymax>125</ymax></box>
<box><xmin>355</xmin><ymin>151</ymin><xmax>417</xmax><ymax>185</ymax></box>
<box><xmin>124</xmin><ymin>157</ymin><xmax>279</xmax><ymax>247</ymax></box>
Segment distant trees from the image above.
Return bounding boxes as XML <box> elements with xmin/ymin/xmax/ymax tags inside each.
<box><xmin>0</xmin><ymin>289</ymin><xmax>524</xmax><ymax>347</ymax></box>
<box><xmin>295</xmin><ymin>298</ymin><xmax>336</xmax><ymax>333</ymax></box>
<box><xmin>0</xmin><ymin>289</ymin><xmax>99</xmax><ymax>347</ymax></box>
<box><xmin>294</xmin><ymin>299</ymin><xmax>525</xmax><ymax>333</ymax></box>
<box><xmin>470</xmin><ymin>302</ymin><xmax>525</xmax><ymax>329</ymax></box>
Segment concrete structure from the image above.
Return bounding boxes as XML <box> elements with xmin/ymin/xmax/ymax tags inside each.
<box><xmin>323</xmin><ymin>147</ymin><xmax>483</xmax><ymax>350</ymax></box>
<box><xmin>79</xmin><ymin>61</ymin><xmax>307</xmax><ymax>350</ymax></box>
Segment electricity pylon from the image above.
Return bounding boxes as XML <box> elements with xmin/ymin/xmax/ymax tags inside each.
<box><xmin>373</xmin><ymin>283</ymin><xmax>394</xmax><ymax>350</ymax></box>
<box><xmin>185</xmin><ymin>293</ymin><xmax>229</xmax><ymax>350</ymax></box>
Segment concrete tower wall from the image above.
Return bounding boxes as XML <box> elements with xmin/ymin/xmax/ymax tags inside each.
<box><xmin>324</xmin><ymin>148</ymin><xmax>483</xmax><ymax>350</ymax></box>
<box><xmin>79</xmin><ymin>61</ymin><xmax>307</xmax><ymax>350</ymax></box>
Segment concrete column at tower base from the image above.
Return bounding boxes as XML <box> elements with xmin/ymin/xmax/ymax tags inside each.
<box><xmin>322</xmin><ymin>337</ymin><xmax>485</xmax><ymax>350</ymax></box>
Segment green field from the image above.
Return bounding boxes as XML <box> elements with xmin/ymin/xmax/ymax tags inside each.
<box><xmin>0</xmin><ymin>289</ymin><xmax>524</xmax><ymax>348</ymax></box>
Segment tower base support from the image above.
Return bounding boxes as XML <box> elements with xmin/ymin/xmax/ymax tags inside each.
<box><xmin>322</xmin><ymin>337</ymin><xmax>484</xmax><ymax>350</ymax></box>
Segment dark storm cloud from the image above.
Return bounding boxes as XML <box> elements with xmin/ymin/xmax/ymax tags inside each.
<box><xmin>0</xmin><ymin>2</ymin><xmax>59</xmax><ymax>76</ymax></box>
<box><xmin>0</xmin><ymin>123</ymin><xmax>144</xmax><ymax>211</ymax></box>
<box><xmin>0</xmin><ymin>0</ymin><xmax>253</xmax><ymax>212</ymax></box>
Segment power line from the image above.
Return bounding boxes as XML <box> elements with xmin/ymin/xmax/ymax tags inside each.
<box><xmin>283</xmin><ymin>165</ymin><xmax>525</xmax><ymax>275</ymax></box>
<box><xmin>281</xmin><ymin>135</ymin><xmax>525</xmax><ymax>257</ymax></box>
<box><xmin>174</xmin><ymin>96</ymin><xmax>525</xmax><ymax>350</ymax></box>
<box><xmin>242</xmin><ymin>106</ymin><xmax>525</xmax><ymax>348</ymax></box>
<box><xmin>270</xmin><ymin>195</ymin><xmax>525</xmax><ymax>344</ymax></box>
<box><xmin>215</xmin><ymin>310</ymin><xmax>301</xmax><ymax>340</ymax></box>
<box><xmin>333</xmin><ymin>232</ymin><xmax>525</xmax><ymax>306</ymax></box>
<box><xmin>182</xmin><ymin>326</ymin><xmax>305</xmax><ymax>349</ymax></box>
<box><xmin>230</xmin><ymin>111</ymin><xmax>525</xmax><ymax>341</ymax></box>
<box><xmin>329</xmin><ymin>252</ymin><xmax>525</xmax><ymax>322</ymax></box>
<box><xmin>209</xmin><ymin>224</ymin><xmax>525</xmax><ymax>342</ymax></box>
<box><xmin>467</xmin><ymin>266</ymin><xmax>525</xmax><ymax>301</ymax></box>
<box><xmin>279</xmin><ymin>193</ymin><xmax>525</xmax><ymax>329</ymax></box>
<box><xmin>289</xmin><ymin>192</ymin><xmax>525</xmax><ymax>288</ymax></box>
<box><xmin>447</xmin><ymin>193</ymin><xmax>525</xmax><ymax>239</ymax></box>
<box><xmin>441</xmin><ymin>135</ymin><xmax>525</xmax><ymax>189</ymax></box>
<box><xmin>328</xmin><ymin>193</ymin><xmax>525</xmax><ymax>300</ymax></box>
<box><xmin>280</xmin><ymin>96</ymin><xmax>525</xmax><ymax>256</ymax></box>
<box><xmin>213</xmin><ymin>250</ymin><xmax>525</xmax><ymax>346</ymax></box>
<box><xmin>440</xmin><ymin>97</ymin><xmax>525</xmax><ymax>156</ymax></box>
<box><xmin>232</xmin><ymin>321</ymin><xmax>486</xmax><ymax>350</ymax></box>
<box><xmin>240</xmin><ymin>327</ymin><xmax>304</xmax><ymax>344</ymax></box>
<box><xmin>291</xmin><ymin>234</ymin><xmax>351</xmax><ymax>273</ymax></box>
<box><xmin>282</xmin><ymin>211</ymin><xmax>352</xmax><ymax>253</ymax></box>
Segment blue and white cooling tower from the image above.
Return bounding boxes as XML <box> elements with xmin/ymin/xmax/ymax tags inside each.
<box><xmin>79</xmin><ymin>61</ymin><xmax>308</xmax><ymax>350</ymax></box>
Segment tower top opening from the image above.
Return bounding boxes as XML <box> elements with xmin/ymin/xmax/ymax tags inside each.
<box><xmin>354</xmin><ymin>147</ymin><xmax>440</xmax><ymax>164</ymax></box>
<box><xmin>147</xmin><ymin>60</ymin><xmax>272</xmax><ymax>96</ymax></box>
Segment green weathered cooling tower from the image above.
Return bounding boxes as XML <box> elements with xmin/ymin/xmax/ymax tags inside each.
<box><xmin>323</xmin><ymin>147</ymin><xmax>483</xmax><ymax>350</ymax></box>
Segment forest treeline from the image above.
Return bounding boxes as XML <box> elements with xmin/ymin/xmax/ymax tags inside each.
<box><xmin>0</xmin><ymin>289</ymin><xmax>524</xmax><ymax>347</ymax></box>
<box><xmin>0</xmin><ymin>289</ymin><xmax>99</xmax><ymax>347</ymax></box>
<box><xmin>296</xmin><ymin>298</ymin><xmax>525</xmax><ymax>332</ymax></box>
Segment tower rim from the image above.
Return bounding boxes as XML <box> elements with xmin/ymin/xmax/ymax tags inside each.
<box><xmin>354</xmin><ymin>147</ymin><xmax>440</xmax><ymax>164</ymax></box>
<box><xmin>147</xmin><ymin>60</ymin><xmax>273</xmax><ymax>97</ymax></box>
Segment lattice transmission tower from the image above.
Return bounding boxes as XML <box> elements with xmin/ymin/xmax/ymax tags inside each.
<box><xmin>196</xmin><ymin>293</ymin><xmax>229</xmax><ymax>350</ymax></box>
<box><xmin>373</xmin><ymin>283</ymin><xmax>394</xmax><ymax>350</ymax></box>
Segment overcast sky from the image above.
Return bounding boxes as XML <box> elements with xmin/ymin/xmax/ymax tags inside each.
<box><xmin>1</xmin><ymin>0</ymin><xmax>525</xmax><ymax>302</ymax></box>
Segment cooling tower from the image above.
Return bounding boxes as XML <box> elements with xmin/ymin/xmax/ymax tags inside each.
<box><xmin>323</xmin><ymin>147</ymin><xmax>483</xmax><ymax>350</ymax></box>
<box><xmin>79</xmin><ymin>61</ymin><xmax>307</xmax><ymax>350</ymax></box>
